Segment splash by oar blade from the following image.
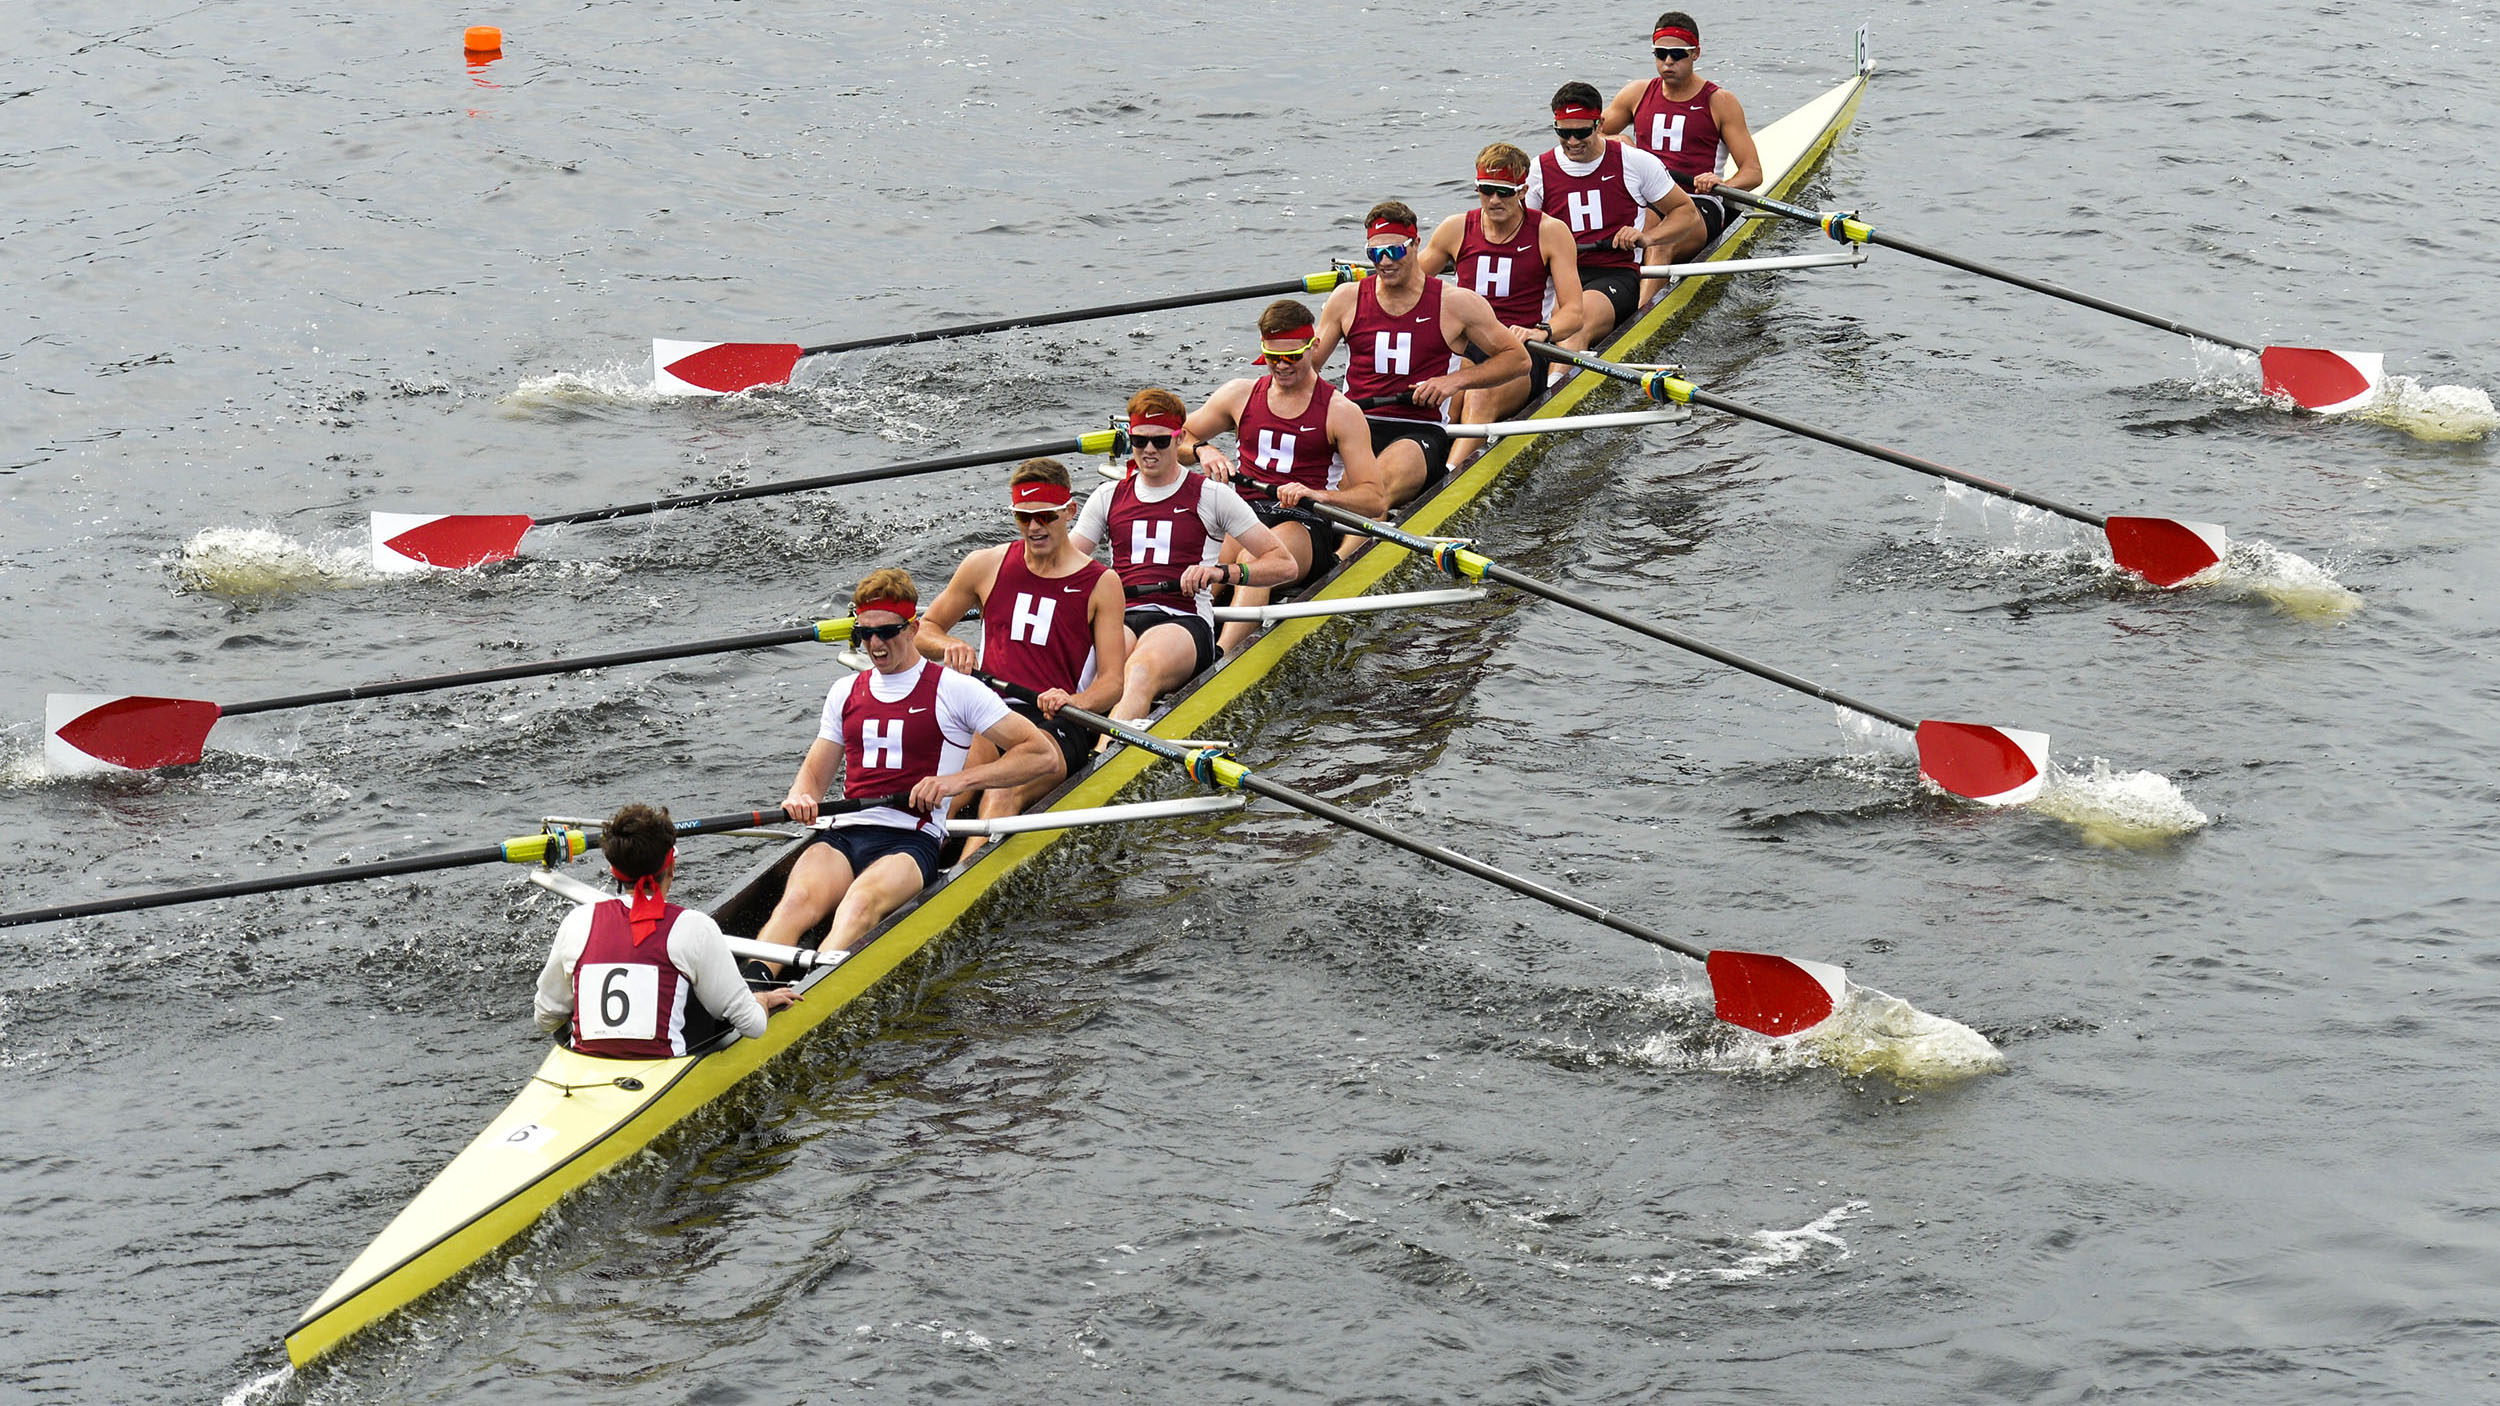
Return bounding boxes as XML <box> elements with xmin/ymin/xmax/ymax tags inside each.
<box><xmin>2259</xmin><ymin>346</ymin><xmax>2384</xmax><ymax>415</ymax></box>
<box><xmin>1706</xmin><ymin>951</ymin><xmax>1848</xmax><ymax>1037</ymax></box>
<box><xmin>46</xmin><ymin>695</ymin><xmax>223</xmax><ymax>774</ymax></box>
<box><xmin>653</xmin><ymin>339</ymin><xmax>802</xmax><ymax>396</ymax></box>
<box><xmin>1914</xmin><ymin>721</ymin><xmax>2049</xmax><ymax>806</ymax></box>
<box><xmin>370</xmin><ymin>513</ymin><xmax>536</xmax><ymax>573</ymax></box>
<box><xmin>2103</xmin><ymin>515</ymin><xmax>2226</xmax><ymax>588</ymax></box>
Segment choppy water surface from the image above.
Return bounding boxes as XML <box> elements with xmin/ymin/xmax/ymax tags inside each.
<box><xmin>6</xmin><ymin>2</ymin><xmax>2497</xmax><ymax>1402</ymax></box>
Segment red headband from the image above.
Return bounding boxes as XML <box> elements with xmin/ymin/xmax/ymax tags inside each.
<box><xmin>1552</xmin><ymin>103</ymin><xmax>1603</xmax><ymax>123</ymax></box>
<box><xmin>857</xmin><ymin>597</ymin><xmax>916</xmax><ymax>620</ymax></box>
<box><xmin>1129</xmin><ymin>410</ymin><xmax>1185</xmax><ymax>435</ymax></box>
<box><xmin>610</xmin><ymin>846</ymin><xmax>677</xmax><ymax>944</ymax></box>
<box><xmin>1364</xmin><ymin>217</ymin><xmax>1418</xmax><ymax>242</ymax></box>
<box><xmin>1011</xmin><ymin>479</ymin><xmax>1073</xmax><ymax>510</ymax></box>
<box><xmin>1654</xmin><ymin>25</ymin><xmax>1697</xmax><ymax>45</ymax></box>
<box><xmin>1475</xmin><ymin>164</ymin><xmax>1526</xmax><ymax>185</ymax></box>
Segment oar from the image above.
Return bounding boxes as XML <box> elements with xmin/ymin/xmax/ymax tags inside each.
<box><xmin>1306</xmin><ymin>504</ymin><xmax>2049</xmax><ymax>807</ymax></box>
<box><xmin>371</xmin><ymin>430</ymin><xmax>1123</xmax><ymax>572</ymax></box>
<box><xmin>1050</xmin><ymin>700</ymin><xmax>1852</xmax><ymax>1038</ymax></box>
<box><xmin>45</xmin><ymin>618</ymin><xmax>860</xmax><ymax>776</ymax></box>
<box><xmin>1714</xmin><ymin>187</ymin><xmax>2385</xmax><ymax>414</ymax></box>
<box><xmin>654</xmin><ymin>266</ymin><xmax>1365</xmax><ymax>396</ymax></box>
<box><xmin>0</xmin><ymin>797</ymin><xmax>907</xmax><ymax>930</ymax></box>
<box><xmin>1529</xmin><ymin>341</ymin><xmax>2232</xmax><ymax>589</ymax></box>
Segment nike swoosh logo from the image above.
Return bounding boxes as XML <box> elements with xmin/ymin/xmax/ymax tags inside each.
<box><xmin>908</xmin><ymin>707</ymin><xmax>928</xmax><ymax>714</ymax></box>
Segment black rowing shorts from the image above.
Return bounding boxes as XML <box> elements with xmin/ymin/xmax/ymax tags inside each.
<box><xmin>1124</xmin><ymin>606</ymin><xmax>1217</xmax><ymax>677</ymax></box>
<box><xmin>1582</xmin><ymin>266</ymin><xmax>1642</xmax><ymax>331</ymax></box>
<box><xmin>1368</xmin><ymin>418</ymin><xmax>1453</xmax><ymax>497</ymax></box>
<box><xmin>1006</xmin><ymin>699</ymin><xmax>1093</xmax><ymax>779</ymax></box>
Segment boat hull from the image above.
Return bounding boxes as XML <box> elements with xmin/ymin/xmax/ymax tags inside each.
<box><xmin>285</xmin><ymin>54</ymin><xmax>1874</xmax><ymax>1369</ymax></box>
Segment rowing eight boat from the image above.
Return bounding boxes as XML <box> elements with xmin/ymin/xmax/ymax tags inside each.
<box><xmin>284</xmin><ymin>36</ymin><xmax>1876</xmax><ymax>1368</ymax></box>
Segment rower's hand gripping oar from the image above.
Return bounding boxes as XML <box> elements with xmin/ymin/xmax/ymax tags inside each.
<box><xmin>1041</xmin><ymin>697</ymin><xmax>1850</xmax><ymax>1039</ymax></box>
<box><xmin>1713</xmin><ymin>187</ymin><xmax>2385</xmax><ymax>414</ymax></box>
<box><xmin>372</xmin><ymin>430</ymin><xmax>1125</xmax><ymax>572</ymax></box>
<box><xmin>45</xmin><ymin>618</ymin><xmax>861</xmax><ymax>776</ymax></box>
<box><xmin>1528</xmin><ymin>340</ymin><xmax>2232</xmax><ymax>590</ymax></box>
<box><xmin>654</xmin><ymin>265</ymin><xmax>1368</xmax><ymax>396</ymax></box>
<box><xmin>0</xmin><ymin>796</ymin><xmax>910</xmax><ymax>931</ymax></box>
<box><xmin>1306</xmin><ymin>504</ymin><xmax>2050</xmax><ymax>807</ymax></box>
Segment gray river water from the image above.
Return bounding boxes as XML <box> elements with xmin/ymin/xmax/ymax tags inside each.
<box><xmin>5</xmin><ymin>2</ymin><xmax>2498</xmax><ymax>1402</ymax></box>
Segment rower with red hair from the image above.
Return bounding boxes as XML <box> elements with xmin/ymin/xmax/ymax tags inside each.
<box><xmin>918</xmin><ymin>459</ymin><xmax>1131</xmax><ymax>853</ymax></box>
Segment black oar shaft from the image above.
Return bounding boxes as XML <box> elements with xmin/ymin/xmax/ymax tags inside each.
<box><xmin>799</xmin><ymin>274</ymin><xmax>1337</xmax><ymax>358</ymax></box>
<box><xmin>222</xmin><ymin>624</ymin><xmax>840</xmax><ymax>719</ymax></box>
<box><xmin>1308</xmin><ymin>506</ymin><xmax>1921</xmax><ymax>735</ymax></box>
<box><xmin>1716</xmin><ymin>188</ymin><xmax>2259</xmax><ymax>353</ymax></box>
<box><xmin>0</xmin><ymin>839</ymin><xmax>566</xmax><ymax>929</ymax></box>
<box><xmin>1530</xmin><ymin>342</ymin><xmax>2108</xmax><ymax>528</ymax></box>
<box><xmin>1682</xmin><ymin>385</ymin><xmax>2106</xmax><ymax>528</ymax></box>
<box><xmin>0</xmin><ymin>796</ymin><xmax>905</xmax><ymax>930</ymax></box>
<box><xmin>535</xmin><ymin>437</ymin><xmax>1098</xmax><ymax>528</ymax></box>
<box><xmin>1052</xmin><ymin>702</ymin><xmax>1706</xmax><ymax>963</ymax></box>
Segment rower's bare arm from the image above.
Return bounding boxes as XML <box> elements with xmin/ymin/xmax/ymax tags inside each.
<box><xmin>1186</xmin><ymin>384</ymin><xmax>1250</xmax><ymax>480</ymax></box>
<box><xmin>1638</xmin><ymin>189</ymin><xmax>1704</xmax><ymax>252</ymax></box>
<box><xmin>1601</xmin><ymin>80</ymin><xmax>1646</xmax><ymax>137</ymax></box>
<box><xmin>1280</xmin><ymin>397</ymin><xmax>1388</xmax><ymax>517</ymax></box>
<box><xmin>1705</xmin><ymin>90</ymin><xmax>1762</xmax><ymax>192</ymax></box>
<box><xmin>922</xmin><ymin>711</ymin><xmax>1058</xmax><ymax>807</ymax></box>
<box><xmin>1062</xmin><ymin>571</ymin><xmax>1131</xmax><ymax>717</ymax></box>
<box><xmin>1307</xmin><ymin>283</ymin><xmax>1359</xmax><ymax>369</ymax></box>
<box><xmin>1237</xmin><ymin>520</ymin><xmax>1298</xmax><ymax>588</ymax></box>
<box><xmin>1419</xmin><ymin>213</ymin><xmax>1467</xmax><ymax>277</ymax></box>
<box><xmin>917</xmin><ymin>550</ymin><xmax>997</xmax><ymax>671</ymax></box>
<box><xmin>783</xmin><ymin>736</ymin><xmax>842</xmax><ymax>824</ymax></box>
<box><xmin>1431</xmin><ymin>291</ymin><xmax>1529</xmax><ymax>396</ymax></box>
<box><xmin>1540</xmin><ymin>223</ymin><xmax>1586</xmax><ymax>342</ymax></box>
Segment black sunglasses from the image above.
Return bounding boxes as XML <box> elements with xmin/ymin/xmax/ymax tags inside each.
<box><xmin>1654</xmin><ymin>46</ymin><xmax>1692</xmax><ymax>61</ymax></box>
<box><xmin>856</xmin><ymin>620</ymin><xmax>914</xmax><ymax>642</ymax></box>
<box><xmin>1129</xmin><ymin>432</ymin><xmax>1175</xmax><ymax>449</ymax></box>
<box><xmin>1476</xmin><ymin>183</ymin><xmax>1521</xmax><ymax>198</ymax></box>
<box><xmin>1554</xmin><ymin>125</ymin><xmax>1598</xmax><ymax>140</ymax></box>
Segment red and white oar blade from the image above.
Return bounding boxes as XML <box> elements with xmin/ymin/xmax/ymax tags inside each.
<box><xmin>1705</xmin><ymin>950</ymin><xmax>1847</xmax><ymax>1037</ymax></box>
<box><xmin>1914</xmin><ymin>721</ymin><xmax>2050</xmax><ymax>806</ymax></box>
<box><xmin>46</xmin><ymin>694</ymin><xmax>224</xmax><ymax>775</ymax></box>
<box><xmin>652</xmin><ymin>339</ymin><xmax>802</xmax><ymax>396</ymax></box>
<box><xmin>2104</xmin><ymin>516</ymin><xmax>2227</xmax><ymax>588</ymax></box>
<box><xmin>2258</xmin><ymin>346</ymin><xmax>2385</xmax><ymax>415</ymax></box>
<box><xmin>370</xmin><ymin>513</ymin><xmax>535</xmax><ymax>573</ymax></box>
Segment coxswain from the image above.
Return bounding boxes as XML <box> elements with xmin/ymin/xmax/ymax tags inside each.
<box><xmin>1306</xmin><ymin>200</ymin><xmax>1529</xmax><ymax>491</ymax></box>
<box><xmin>751</xmin><ymin>569</ymin><xmax>1059</xmax><ymax>962</ymax></box>
<box><xmin>918</xmin><ymin>458</ymin><xmax>1130</xmax><ymax>853</ymax></box>
<box><xmin>1604</xmin><ymin>11</ymin><xmax>1762</xmax><ymax>301</ymax></box>
<box><xmin>533</xmin><ymin>802</ymin><xmax>796</xmax><ymax>1055</ymax></box>
<box><xmin>1070</xmin><ymin>387</ymin><xmax>1298</xmax><ymax>720</ymax></box>
<box><xmin>1526</xmin><ymin>81</ymin><xmax>1703</xmax><ymax>351</ymax></box>
<box><xmin>1419</xmin><ymin>148</ymin><xmax>1586</xmax><ymax>466</ymax></box>
<box><xmin>1184</xmin><ymin>299</ymin><xmax>1393</xmax><ymax>651</ymax></box>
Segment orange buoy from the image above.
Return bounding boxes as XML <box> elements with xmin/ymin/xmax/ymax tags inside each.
<box><xmin>463</xmin><ymin>26</ymin><xmax>503</xmax><ymax>54</ymax></box>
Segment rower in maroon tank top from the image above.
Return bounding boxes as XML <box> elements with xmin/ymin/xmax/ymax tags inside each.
<box><xmin>1070</xmin><ymin>386</ymin><xmax>1296</xmax><ymax>721</ymax></box>
<box><xmin>1421</xmin><ymin>143</ymin><xmax>1590</xmax><ymax>467</ymax></box>
<box><xmin>1184</xmin><ymin>299</ymin><xmax>1398</xmax><ymax>651</ymax></box>
<box><xmin>533</xmin><ymin>802</ymin><xmax>795</xmax><ymax>1054</ymax></box>
<box><xmin>1604</xmin><ymin>10</ymin><xmax>1763</xmax><ymax>301</ymax></box>
<box><xmin>1526</xmin><ymin>81</ymin><xmax>1704</xmax><ymax>350</ymax></box>
<box><xmin>747</xmin><ymin>568</ymin><xmax>1059</xmax><ymax>971</ymax></box>
<box><xmin>919</xmin><ymin>458</ymin><xmax>1131</xmax><ymax>856</ymax></box>
<box><xmin>1308</xmin><ymin>201</ymin><xmax>1527</xmax><ymax>499</ymax></box>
